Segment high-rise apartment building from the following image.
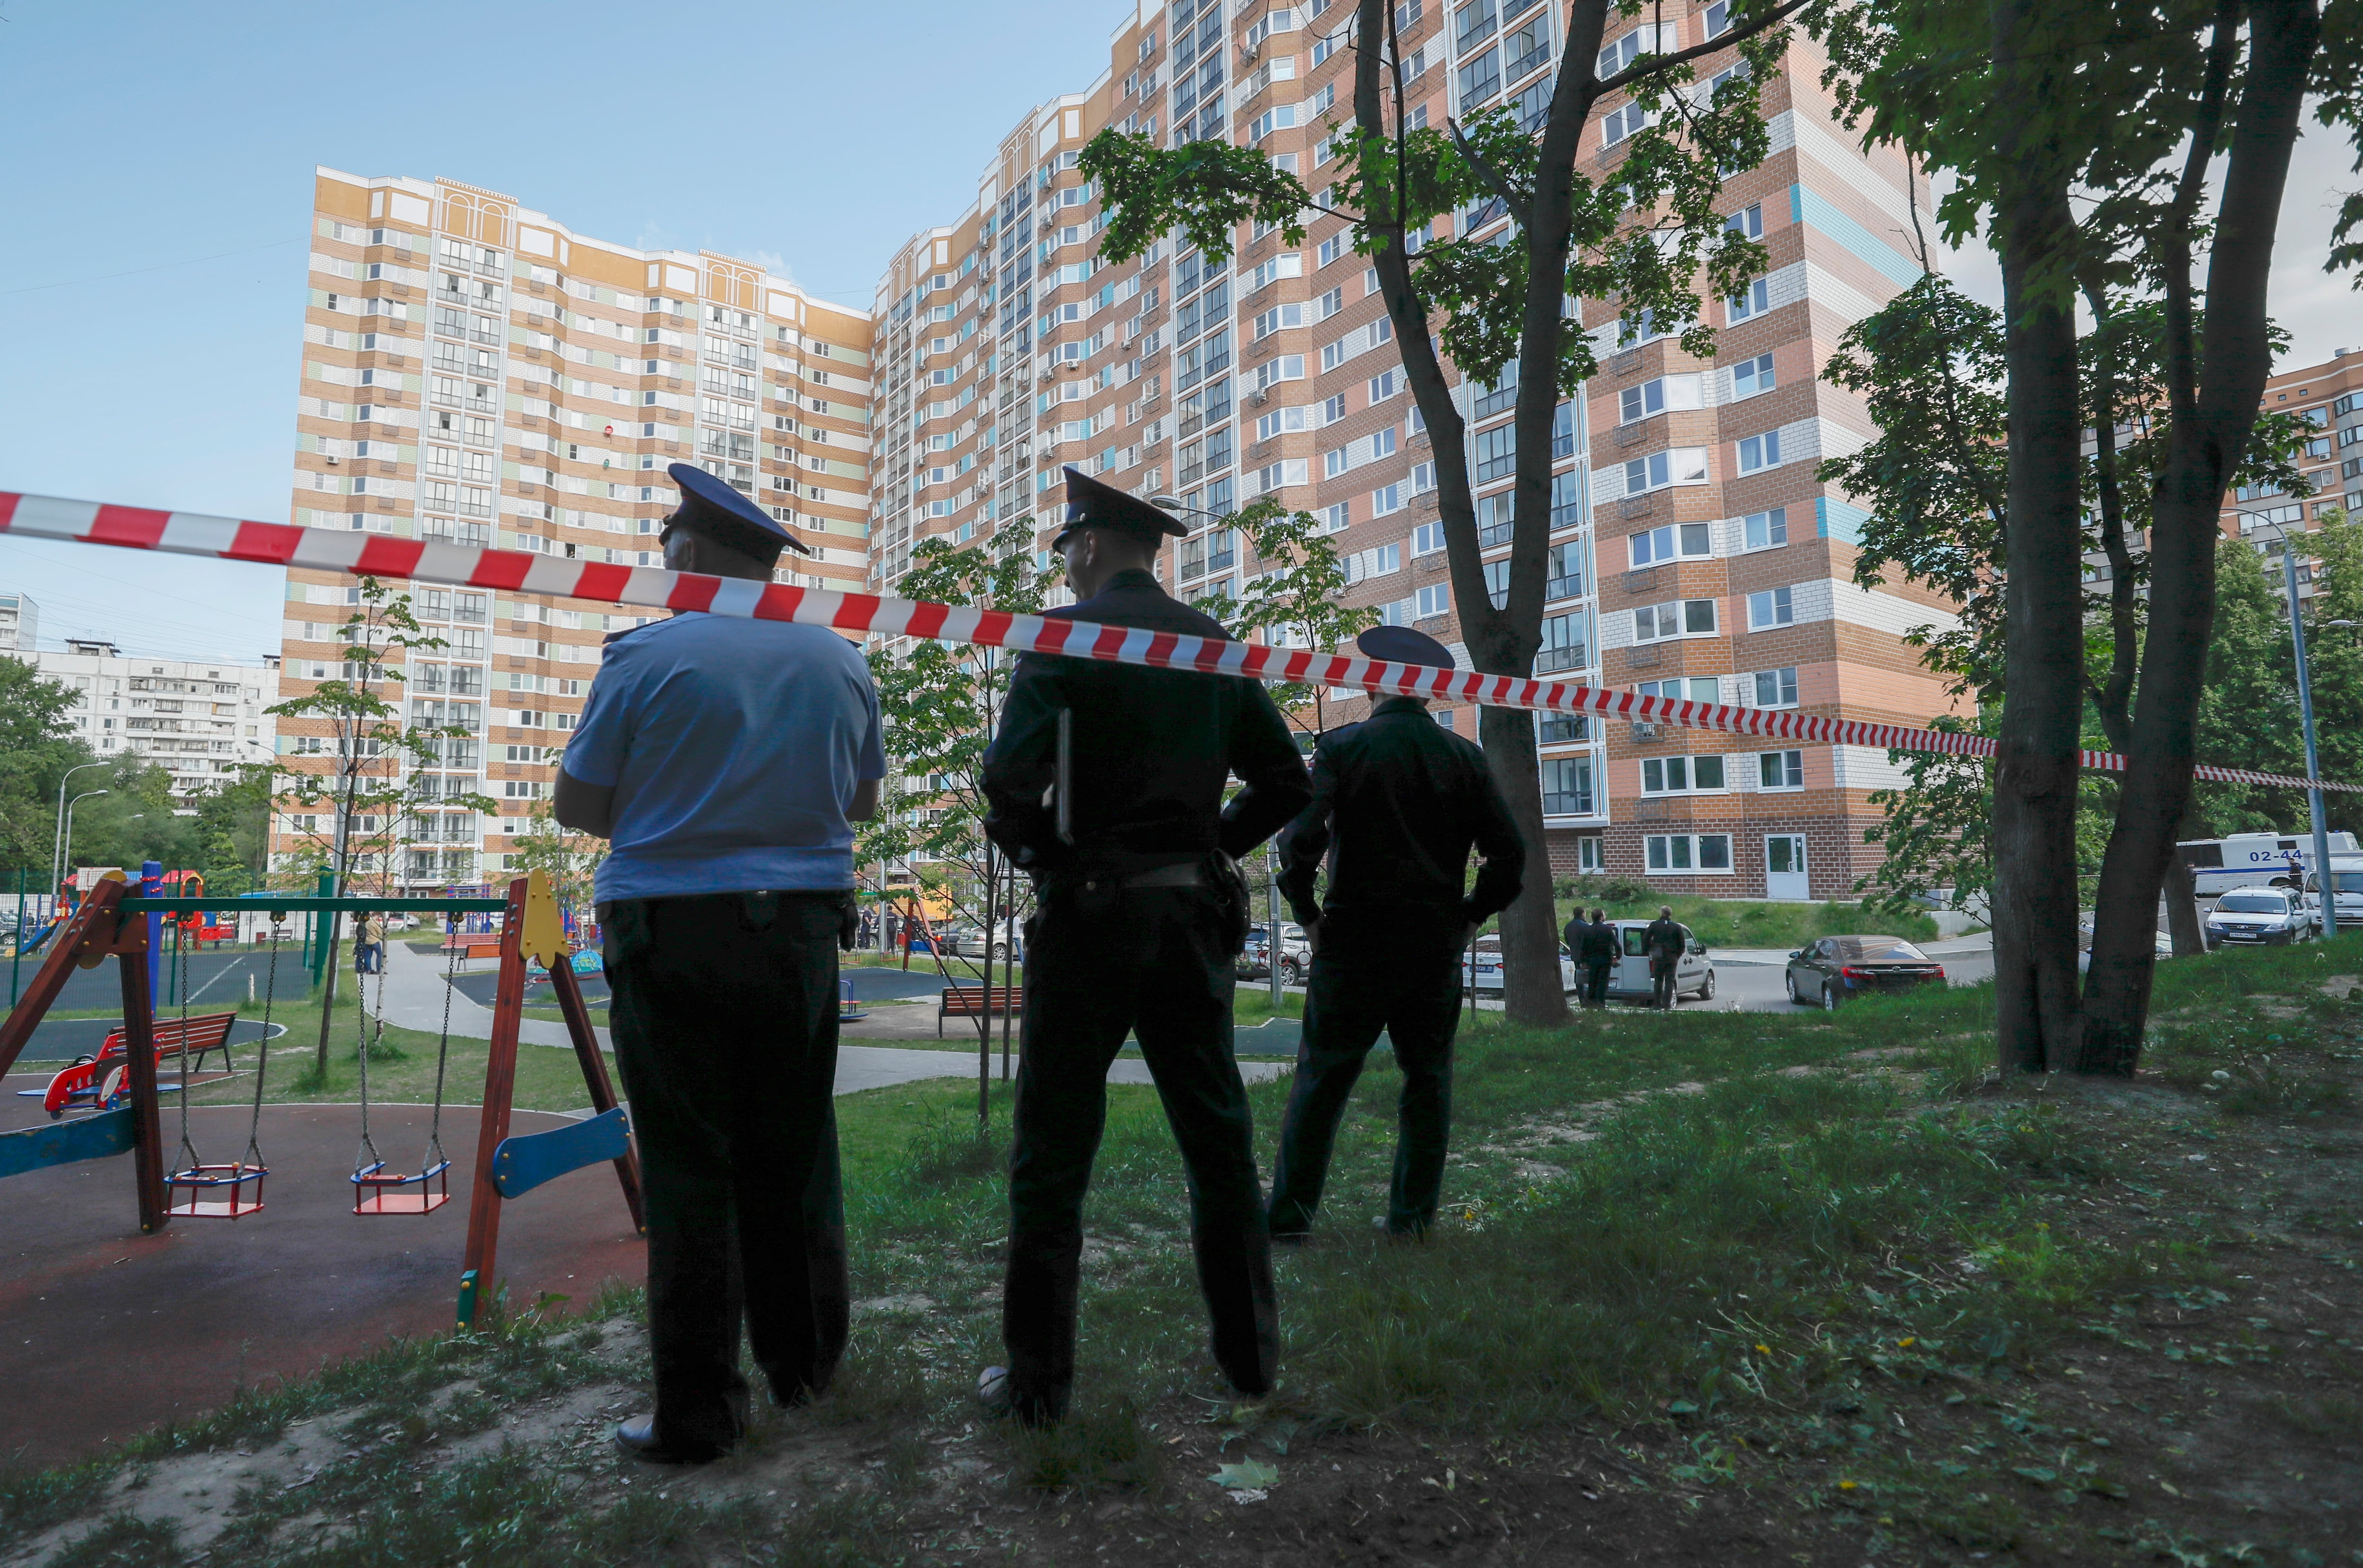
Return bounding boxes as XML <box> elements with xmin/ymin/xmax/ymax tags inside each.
<box><xmin>2221</xmin><ymin>348</ymin><xmax>2363</xmax><ymax>606</ymax></box>
<box><xmin>869</xmin><ymin>0</ymin><xmax>1952</xmax><ymax>901</ymax></box>
<box><xmin>275</xmin><ymin>170</ymin><xmax>874</xmax><ymax>884</ymax></box>
<box><xmin>0</xmin><ymin>590</ymin><xmax>38</xmax><ymax>655</ymax></box>
<box><xmin>12</xmin><ymin>641</ymin><xmax>278</xmax><ymax>799</ymax></box>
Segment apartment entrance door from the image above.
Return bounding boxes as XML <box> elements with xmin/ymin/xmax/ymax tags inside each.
<box><xmin>1765</xmin><ymin>835</ymin><xmax>1809</xmax><ymax>901</ymax></box>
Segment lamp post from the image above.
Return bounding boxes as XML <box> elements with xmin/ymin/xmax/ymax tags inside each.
<box><xmin>2263</xmin><ymin>519</ymin><xmax>2337</xmax><ymax>937</ymax></box>
<box><xmin>59</xmin><ymin>789</ymin><xmax>109</xmax><ymax>892</ymax></box>
<box><xmin>50</xmin><ymin>761</ymin><xmax>109</xmax><ymax>900</ymax></box>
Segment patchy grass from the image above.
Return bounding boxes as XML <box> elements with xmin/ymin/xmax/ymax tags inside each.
<box><xmin>10</xmin><ymin>936</ymin><xmax>2363</xmax><ymax>1565</ymax></box>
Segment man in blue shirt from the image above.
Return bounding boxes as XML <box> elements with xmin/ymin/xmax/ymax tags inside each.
<box><xmin>556</xmin><ymin>465</ymin><xmax>883</xmax><ymax>1465</ymax></box>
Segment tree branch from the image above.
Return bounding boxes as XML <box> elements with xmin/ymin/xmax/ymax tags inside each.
<box><xmin>1596</xmin><ymin>0</ymin><xmax>1808</xmax><ymax>98</ymax></box>
<box><xmin>1445</xmin><ymin>116</ymin><xmax>1531</xmax><ymax>227</ymax></box>
<box><xmin>2158</xmin><ymin>0</ymin><xmax>2242</xmax><ymax>428</ymax></box>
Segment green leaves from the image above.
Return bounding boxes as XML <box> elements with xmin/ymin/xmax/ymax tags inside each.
<box><xmin>1082</xmin><ymin>132</ymin><xmax>1311</xmax><ymax>267</ymax></box>
<box><xmin>1226</xmin><ymin>497</ymin><xmax>1379</xmax><ymax>726</ymax></box>
<box><xmin>1207</xmin><ymin>1457</ymin><xmax>1280</xmax><ymax>1491</ymax></box>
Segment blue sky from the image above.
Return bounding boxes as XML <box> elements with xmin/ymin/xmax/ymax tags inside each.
<box><xmin>0</xmin><ymin>0</ymin><xmax>1116</xmax><ymax>656</ymax></box>
<box><xmin>1</xmin><ymin>2</ymin><xmax>2356</xmax><ymax>661</ymax></box>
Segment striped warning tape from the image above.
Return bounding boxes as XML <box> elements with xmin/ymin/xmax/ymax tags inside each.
<box><xmin>3</xmin><ymin>488</ymin><xmax>2352</xmax><ymax>793</ymax></box>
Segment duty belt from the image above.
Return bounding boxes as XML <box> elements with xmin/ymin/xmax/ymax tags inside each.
<box><xmin>1079</xmin><ymin>862</ymin><xmax>1203</xmax><ymax>893</ymax></box>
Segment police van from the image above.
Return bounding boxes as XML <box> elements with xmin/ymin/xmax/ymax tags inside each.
<box><xmin>2175</xmin><ymin>831</ymin><xmax>2361</xmax><ymax>897</ymax></box>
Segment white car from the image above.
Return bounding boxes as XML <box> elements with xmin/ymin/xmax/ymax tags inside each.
<box><xmin>1461</xmin><ymin>934</ymin><xmax>1577</xmax><ymax>994</ymax></box>
<box><xmin>2204</xmin><ymin>887</ymin><xmax>2320</xmax><ymax>948</ymax></box>
<box><xmin>1601</xmin><ymin>920</ymin><xmax>1717</xmax><ymax>1004</ymax></box>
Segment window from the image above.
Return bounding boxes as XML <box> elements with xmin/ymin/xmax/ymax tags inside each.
<box><xmin>1638</xmin><ymin>677</ymin><xmax>1720</xmax><ymax>704</ymax></box>
<box><xmin>1552</xmin><ymin>471</ymin><xmax>1586</xmax><ymax>531</ymax></box>
<box><xmin>1731</xmin><ymin>353</ymin><xmax>1775</xmax><ymax>399</ymax></box>
<box><xmin>1621</xmin><ymin>447</ymin><xmax>1710</xmax><ymax>494</ymax></box>
<box><xmin>1545</xmin><ymin>541</ymin><xmax>1584</xmax><ymax>600</ymax></box>
<box><xmin>1598</xmin><ymin>24</ymin><xmax>1665</xmax><ymax>77</ymax></box>
<box><xmin>1628</xmin><ymin>522</ymin><xmax>1712</xmax><ymax>566</ymax></box>
<box><xmin>1634</xmin><ymin>599</ymin><xmax>1716</xmax><ymax>640</ymax></box>
<box><xmin>1704</xmin><ymin>0</ymin><xmax>1733</xmax><ymax>37</ymax></box>
<box><xmin>1411</xmin><ymin>521</ymin><xmax>1447</xmax><ymax>555</ymax></box>
<box><xmin>1368</xmin><ymin>368</ymin><xmax>1399</xmax><ymax>402</ymax></box>
<box><xmin>1415</xmin><ymin>583</ymin><xmax>1451</xmax><ymax>618</ymax></box>
<box><xmin>1537</xmin><ymin>611</ymin><xmax>1587</xmax><ymax>672</ymax></box>
<box><xmin>1476</xmin><ymin>491</ymin><xmax>1515</xmax><ymax>547</ymax></box>
<box><xmin>1475</xmin><ymin>422</ymin><xmax>1517</xmax><ymax>482</ymax></box>
<box><xmin>1749</xmin><ymin>666</ymin><xmax>1800</xmax><ymax>707</ymax></box>
<box><xmin>1646</xmin><ymin>833</ymin><xmax>1734</xmax><ymax>873</ymax></box>
<box><xmin>1747</xmin><ymin>586</ymin><xmax>1794</xmax><ymax>628</ymax></box>
<box><xmin>1252</xmin><ymin>302</ymin><xmax>1303</xmax><ymax>338</ymax></box>
<box><xmin>1255</xmin><ymin>405</ymin><xmax>1309</xmax><ymax>440</ymax></box>
<box><xmin>1342</xmin><ymin>542</ymin><xmax>1401</xmax><ymax>583</ymax></box>
<box><xmin>1601</xmin><ymin>100</ymin><xmax>1655</xmax><ymax>147</ymax></box>
<box><xmin>1742</xmin><ymin>506</ymin><xmax>1789</xmax><ymax>550</ymax></box>
<box><xmin>1458</xmin><ymin>47</ymin><xmax>1501</xmax><ymax>111</ymax></box>
<box><xmin>1315</xmin><ymin>502</ymin><xmax>1350</xmax><ymax>533</ymax></box>
<box><xmin>1541</xmin><ymin>756</ymin><xmax>1594</xmax><ymax>816</ymax></box>
<box><xmin>1620</xmin><ymin>374</ymin><xmax>1704</xmax><ymax>423</ymax></box>
<box><xmin>1484</xmin><ymin>558</ymin><xmax>1510</xmax><ymax>607</ymax></box>
<box><xmin>1318</xmin><ymin>234</ymin><xmax>1348</xmax><ymax>267</ymax></box>
<box><xmin>1724</xmin><ymin>202</ymin><xmax>1763</xmax><ymax>239</ymax></box>
<box><xmin>1759</xmin><ymin>750</ymin><xmax>1804</xmax><ymax>789</ymax></box>
<box><xmin>1728</xmin><ymin>277</ymin><xmax>1771</xmax><ymax>322</ymax></box>
<box><xmin>1736</xmin><ymin>429</ymin><xmax>1783</xmax><ymax>474</ymax></box>
<box><xmin>1641</xmin><ymin>754</ymin><xmax>1726</xmax><ymax>794</ymax></box>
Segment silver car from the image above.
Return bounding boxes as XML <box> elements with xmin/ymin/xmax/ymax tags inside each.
<box><xmin>2205</xmin><ymin>887</ymin><xmax>2319</xmax><ymax>947</ymax></box>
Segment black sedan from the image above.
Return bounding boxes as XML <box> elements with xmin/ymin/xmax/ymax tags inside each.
<box><xmin>1785</xmin><ymin>935</ymin><xmax>1947</xmax><ymax>1009</ymax></box>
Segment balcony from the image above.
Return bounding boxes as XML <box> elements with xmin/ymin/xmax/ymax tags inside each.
<box><xmin>1544</xmin><ymin>573</ymin><xmax>1585</xmax><ymax>602</ymax></box>
<box><xmin>1478</xmin><ymin>520</ymin><xmax>1514</xmax><ymax>550</ymax></box>
<box><xmin>1534</xmin><ymin>644</ymin><xmax>1587</xmax><ymax>675</ymax></box>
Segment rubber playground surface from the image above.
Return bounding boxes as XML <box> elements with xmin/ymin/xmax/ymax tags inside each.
<box><xmin>0</xmin><ymin>1094</ymin><xmax>643</xmax><ymax>1470</ymax></box>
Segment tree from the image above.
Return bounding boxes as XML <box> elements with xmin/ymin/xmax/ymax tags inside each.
<box><xmin>1224</xmin><ymin>497</ymin><xmax>1380</xmax><ymax>734</ymax></box>
<box><xmin>269</xmin><ymin>578</ymin><xmax>494</xmax><ymax>1072</ymax></box>
<box><xmin>1814</xmin><ymin>0</ymin><xmax>2350</xmax><ymax>1073</ymax></box>
<box><xmin>510</xmin><ymin>793</ymin><xmax>604</xmax><ymax>925</ymax></box>
<box><xmin>0</xmin><ymin>658</ymin><xmax>88</xmax><ymax>885</ymax></box>
<box><xmin>1085</xmin><ymin>0</ymin><xmax>1802</xmax><ymax>1022</ymax></box>
<box><xmin>859</xmin><ymin>520</ymin><xmax>1061</xmax><ymax>951</ymax></box>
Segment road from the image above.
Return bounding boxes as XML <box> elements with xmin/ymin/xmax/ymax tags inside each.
<box><xmin>1699</xmin><ymin>947</ymin><xmax>1995</xmax><ymax>1013</ymax></box>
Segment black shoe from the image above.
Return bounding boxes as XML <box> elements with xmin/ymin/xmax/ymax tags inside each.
<box><xmin>614</xmin><ymin>1414</ymin><xmax>727</xmax><ymax>1465</ymax></box>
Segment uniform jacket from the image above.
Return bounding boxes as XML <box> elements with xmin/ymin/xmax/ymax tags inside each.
<box><xmin>1276</xmin><ymin>695</ymin><xmax>1525</xmax><ymax>926</ymax></box>
<box><xmin>1566</xmin><ymin>917</ymin><xmax>1619</xmax><ymax>965</ymax></box>
<box><xmin>1643</xmin><ymin>916</ymin><xmax>1692</xmax><ymax>962</ymax></box>
<box><xmin>982</xmin><ymin>569</ymin><xmax>1310</xmax><ymax>879</ymax></box>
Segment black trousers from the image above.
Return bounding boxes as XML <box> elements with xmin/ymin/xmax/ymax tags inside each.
<box><xmin>1650</xmin><ymin>956</ymin><xmax>1678</xmax><ymax>1009</ymax></box>
<box><xmin>604</xmin><ymin>891</ymin><xmax>850</xmax><ymax>1453</ymax></box>
<box><xmin>1582</xmin><ymin>959</ymin><xmax>1613</xmax><ymax>1007</ymax></box>
<box><xmin>1006</xmin><ymin>884</ymin><xmax>1274</xmax><ymax>1424</ymax></box>
<box><xmin>1267</xmin><ymin>905</ymin><xmax>1465</xmax><ymax>1240</ymax></box>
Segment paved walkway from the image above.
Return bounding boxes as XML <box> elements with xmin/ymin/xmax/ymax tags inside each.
<box><xmin>362</xmin><ymin>940</ymin><xmax>1285</xmax><ymax>1092</ymax></box>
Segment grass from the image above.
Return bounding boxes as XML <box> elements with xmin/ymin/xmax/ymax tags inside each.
<box><xmin>1552</xmin><ymin>891</ymin><xmax>1944</xmax><ymax>949</ymax></box>
<box><xmin>10</xmin><ymin>933</ymin><xmax>2363</xmax><ymax>1564</ymax></box>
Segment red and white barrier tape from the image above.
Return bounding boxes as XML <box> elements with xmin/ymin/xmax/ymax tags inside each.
<box><xmin>3</xmin><ymin>488</ymin><xmax>2352</xmax><ymax>793</ymax></box>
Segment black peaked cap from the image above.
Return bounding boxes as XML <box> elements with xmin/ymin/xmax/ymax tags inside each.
<box><xmin>667</xmin><ymin>462</ymin><xmax>813</xmax><ymax>559</ymax></box>
<box><xmin>1052</xmin><ymin>465</ymin><xmax>1190</xmax><ymax>550</ymax></box>
<box><xmin>1356</xmin><ymin>625</ymin><xmax>1457</xmax><ymax>670</ymax></box>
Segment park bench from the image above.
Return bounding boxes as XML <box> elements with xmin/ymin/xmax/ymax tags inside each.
<box><xmin>938</xmin><ymin>985</ymin><xmax>1023</xmax><ymax>1036</ymax></box>
<box><xmin>25</xmin><ymin>1012</ymin><xmax>241</xmax><ymax>1119</ymax></box>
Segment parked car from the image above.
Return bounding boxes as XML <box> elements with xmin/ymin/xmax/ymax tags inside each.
<box><xmin>1785</xmin><ymin>935</ymin><xmax>1945</xmax><ymax>1008</ymax></box>
<box><xmin>1601</xmin><ymin>920</ymin><xmax>1717</xmax><ymax>1004</ymax></box>
<box><xmin>2203</xmin><ymin>887</ymin><xmax>2320</xmax><ymax>948</ymax></box>
<box><xmin>1236</xmin><ymin>922</ymin><xmax>1310</xmax><ymax>982</ymax></box>
<box><xmin>1462</xmin><ymin>933</ymin><xmax>1578</xmax><ymax>995</ymax></box>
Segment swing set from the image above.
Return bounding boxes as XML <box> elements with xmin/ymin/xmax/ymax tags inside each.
<box><xmin>0</xmin><ymin>862</ymin><xmax>643</xmax><ymax>1326</ymax></box>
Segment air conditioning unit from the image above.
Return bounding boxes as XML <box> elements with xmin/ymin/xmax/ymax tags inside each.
<box><xmin>1250</xmin><ymin>387</ymin><xmax>1269</xmax><ymax>405</ymax></box>
<box><xmin>1630</xmin><ymin>720</ymin><xmax>1663</xmax><ymax>741</ymax></box>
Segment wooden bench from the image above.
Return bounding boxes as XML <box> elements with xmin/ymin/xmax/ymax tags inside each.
<box><xmin>30</xmin><ymin>1012</ymin><xmax>240</xmax><ymax>1119</ymax></box>
<box><xmin>441</xmin><ymin>938</ymin><xmax>504</xmax><ymax>960</ymax></box>
<box><xmin>938</xmin><ymin>985</ymin><xmax>1023</xmax><ymax>1035</ymax></box>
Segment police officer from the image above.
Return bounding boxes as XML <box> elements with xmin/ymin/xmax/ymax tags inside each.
<box><xmin>1578</xmin><ymin>906</ymin><xmax>1619</xmax><ymax>1007</ymax></box>
<box><xmin>555</xmin><ymin>464</ymin><xmax>884</xmax><ymax>1465</ymax></box>
<box><xmin>1266</xmin><ymin>626</ymin><xmax>1524</xmax><ymax>1244</ymax></box>
<box><xmin>1643</xmin><ymin>905</ymin><xmax>1691</xmax><ymax>1010</ymax></box>
<box><xmin>978</xmin><ymin>467</ymin><xmax>1311</xmax><ymax>1426</ymax></box>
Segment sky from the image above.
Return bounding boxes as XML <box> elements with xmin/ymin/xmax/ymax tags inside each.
<box><xmin>1</xmin><ymin>2</ymin><xmax>2359</xmax><ymax>662</ymax></box>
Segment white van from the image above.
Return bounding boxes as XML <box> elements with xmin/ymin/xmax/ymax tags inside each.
<box><xmin>2176</xmin><ymin>831</ymin><xmax>2361</xmax><ymax>896</ymax></box>
<box><xmin>2304</xmin><ymin>856</ymin><xmax>2363</xmax><ymax>925</ymax></box>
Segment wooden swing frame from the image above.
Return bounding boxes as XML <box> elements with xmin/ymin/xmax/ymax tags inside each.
<box><xmin>0</xmin><ymin>869</ymin><xmax>644</xmax><ymax>1325</ymax></box>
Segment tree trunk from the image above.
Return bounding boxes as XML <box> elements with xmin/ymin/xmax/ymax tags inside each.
<box><xmin>1986</xmin><ymin>0</ymin><xmax>2088</xmax><ymax>1073</ymax></box>
<box><xmin>1479</xmin><ymin>704</ymin><xmax>1568</xmax><ymax>1022</ymax></box>
<box><xmin>2164</xmin><ymin>856</ymin><xmax>2206</xmax><ymax>957</ymax></box>
<box><xmin>2082</xmin><ymin>0</ymin><xmax>2320</xmax><ymax>1073</ymax></box>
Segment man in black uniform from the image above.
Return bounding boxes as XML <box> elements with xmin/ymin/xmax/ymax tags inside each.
<box><xmin>1578</xmin><ymin>906</ymin><xmax>1619</xmax><ymax>1008</ymax></box>
<box><xmin>978</xmin><ymin>467</ymin><xmax>1311</xmax><ymax>1426</ymax></box>
<box><xmin>1644</xmin><ymin>905</ymin><xmax>1690</xmax><ymax>1010</ymax></box>
<box><xmin>1266</xmin><ymin>626</ymin><xmax>1524</xmax><ymax>1243</ymax></box>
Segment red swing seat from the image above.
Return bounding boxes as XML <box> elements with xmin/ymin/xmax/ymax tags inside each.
<box><xmin>352</xmin><ymin>1156</ymin><xmax>452</xmax><ymax>1215</ymax></box>
<box><xmin>166</xmin><ymin>1161</ymin><xmax>266</xmax><ymax>1220</ymax></box>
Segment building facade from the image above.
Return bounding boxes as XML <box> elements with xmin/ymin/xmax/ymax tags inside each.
<box><xmin>0</xmin><ymin>590</ymin><xmax>37</xmax><ymax>655</ymax></box>
<box><xmin>273</xmin><ymin>169</ymin><xmax>875</xmax><ymax>884</ymax></box>
<box><xmin>2221</xmin><ymin>349</ymin><xmax>2363</xmax><ymax>605</ymax></box>
<box><xmin>866</xmin><ymin>0</ymin><xmax>1955</xmax><ymax>900</ymax></box>
<box><xmin>13</xmin><ymin>640</ymin><xmax>278</xmax><ymax>799</ymax></box>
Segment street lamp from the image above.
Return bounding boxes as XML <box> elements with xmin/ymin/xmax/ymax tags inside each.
<box><xmin>50</xmin><ymin>761</ymin><xmax>109</xmax><ymax>896</ymax></box>
<box><xmin>59</xmin><ymin>790</ymin><xmax>109</xmax><ymax>891</ymax></box>
<box><xmin>1147</xmin><ymin>495</ymin><xmax>1227</xmax><ymax>525</ymax></box>
<box><xmin>2259</xmin><ymin>518</ymin><xmax>2338</xmax><ymax>936</ymax></box>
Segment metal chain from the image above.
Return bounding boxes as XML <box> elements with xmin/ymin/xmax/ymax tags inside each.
<box><xmin>242</xmin><ymin>923</ymin><xmax>279</xmax><ymax>1172</ymax></box>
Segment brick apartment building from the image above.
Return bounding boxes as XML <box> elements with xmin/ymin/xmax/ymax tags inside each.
<box><xmin>272</xmin><ymin>170</ymin><xmax>874</xmax><ymax>884</ymax></box>
<box><xmin>2221</xmin><ymin>349</ymin><xmax>2363</xmax><ymax>605</ymax></box>
<box><xmin>867</xmin><ymin>0</ymin><xmax>1958</xmax><ymax>900</ymax></box>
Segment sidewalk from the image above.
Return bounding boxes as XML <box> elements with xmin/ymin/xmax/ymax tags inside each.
<box><xmin>359</xmin><ymin>940</ymin><xmax>1284</xmax><ymax>1091</ymax></box>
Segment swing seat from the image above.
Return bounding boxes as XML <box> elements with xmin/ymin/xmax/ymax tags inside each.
<box><xmin>352</xmin><ymin>1157</ymin><xmax>453</xmax><ymax>1216</ymax></box>
<box><xmin>166</xmin><ymin>1161</ymin><xmax>266</xmax><ymax>1220</ymax></box>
